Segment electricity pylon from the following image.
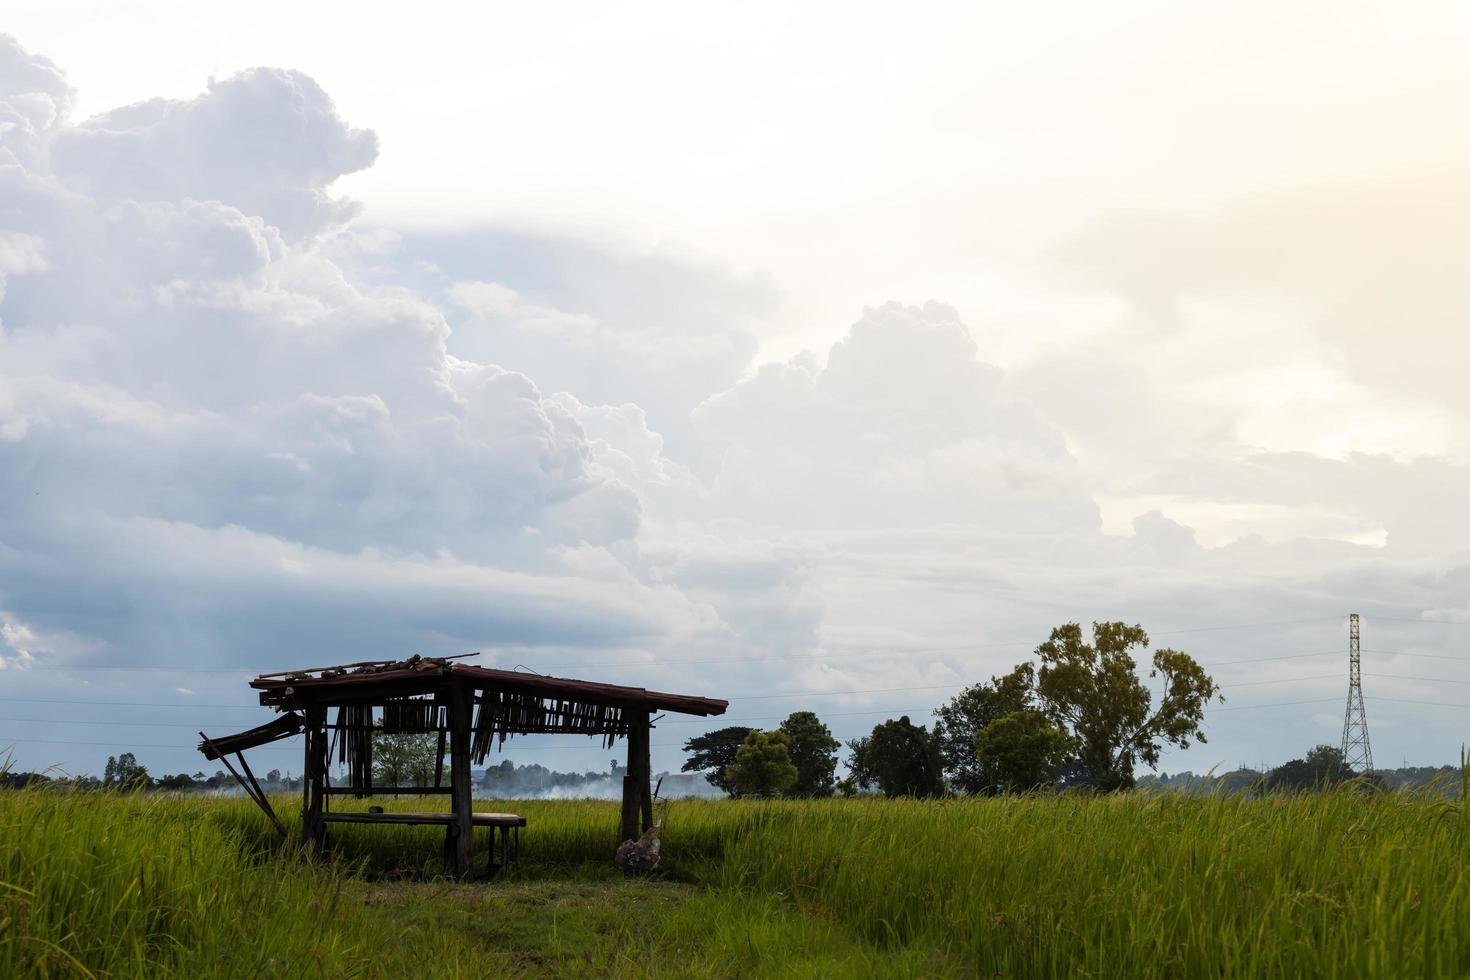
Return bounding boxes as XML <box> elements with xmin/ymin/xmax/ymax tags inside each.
<box><xmin>1339</xmin><ymin>613</ymin><xmax>1373</xmax><ymax>774</ymax></box>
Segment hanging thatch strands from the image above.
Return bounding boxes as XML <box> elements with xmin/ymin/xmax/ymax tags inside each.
<box><xmin>357</xmin><ymin>704</ymin><xmax>373</xmax><ymax>795</ymax></box>
<box><xmin>471</xmin><ymin>688</ymin><xmax>495</xmax><ymax>762</ymax></box>
<box><xmin>319</xmin><ymin>683</ymin><xmax>643</xmax><ymax>770</ymax></box>
<box><xmin>381</xmin><ymin>696</ymin><xmax>440</xmax><ymax>734</ymax></box>
<box><xmin>319</xmin><ymin>703</ymin><xmax>375</xmax><ymax>796</ymax></box>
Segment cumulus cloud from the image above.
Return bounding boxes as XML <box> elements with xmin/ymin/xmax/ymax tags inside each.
<box><xmin>7</xmin><ymin>31</ymin><xmax>1470</xmax><ymax>781</ymax></box>
<box><xmin>694</xmin><ymin>301</ymin><xmax>1098</xmax><ymax>533</ymax></box>
<box><xmin>49</xmin><ymin>67</ymin><xmax>378</xmax><ymax>240</ymax></box>
<box><xmin>1021</xmin><ymin>166</ymin><xmax>1470</xmax><ymax>553</ymax></box>
<box><xmin>0</xmin><ymin>35</ymin><xmax>706</xmax><ymax>691</ymax></box>
<box><xmin>334</xmin><ymin>227</ymin><xmax>778</xmax><ymax>465</ymax></box>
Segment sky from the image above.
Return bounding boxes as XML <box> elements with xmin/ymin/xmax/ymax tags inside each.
<box><xmin>4</xmin><ymin>3</ymin><xmax>1470</xmax><ymax>781</ymax></box>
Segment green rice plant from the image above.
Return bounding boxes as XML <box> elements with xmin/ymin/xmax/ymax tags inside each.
<box><xmin>5</xmin><ymin>779</ymin><xmax>1470</xmax><ymax>977</ymax></box>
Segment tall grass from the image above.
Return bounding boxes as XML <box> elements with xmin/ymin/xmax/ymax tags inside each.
<box><xmin>4</xmin><ymin>785</ymin><xmax>1470</xmax><ymax>977</ymax></box>
<box><xmin>706</xmin><ymin>789</ymin><xmax>1470</xmax><ymax>977</ymax></box>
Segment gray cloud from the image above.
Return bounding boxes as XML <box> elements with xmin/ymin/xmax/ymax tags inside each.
<box><xmin>5</xmin><ymin>32</ymin><xmax>1470</xmax><ymax>781</ymax></box>
<box><xmin>49</xmin><ymin>67</ymin><xmax>378</xmax><ymax>240</ymax></box>
<box><xmin>694</xmin><ymin>301</ymin><xmax>1099</xmax><ymax>533</ymax></box>
<box><xmin>0</xmin><ymin>36</ymin><xmax>713</xmax><ymax>700</ymax></box>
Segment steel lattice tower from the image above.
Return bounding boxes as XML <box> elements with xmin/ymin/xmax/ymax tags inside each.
<box><xmin>1340</xmin><ymin>613</ymin><xmax>1373</xmax><ymax>774</ymax></box>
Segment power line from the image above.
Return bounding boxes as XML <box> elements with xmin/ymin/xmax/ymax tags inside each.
<box><xmin>4</xmin><ymin>615</ymin><xmax>1355</xmax><ymax>677</ymax></box>
<box><xmin>17</xmin><ymin>688</ymin><xmax>1470</xmax><ymax>757</ymax></box>
<box><xmin>7</xmin><ymin>675</ymin><xmax>1467</xmax><ymax>735</ymax></box>
<box><xmin>0</xmin><ymin>670</ymin><xmax>1357</xmax><ymax>723</ymax></box>
<box><xmin>9</xmin><ymin>642</ymin><xmax>1447</xmax><ymax>681</ymax></box>
<box><xmin>1364</xmin><ymin>616</ymin><xmax>1470</xmax><ymax>627</ymax></box>
<box><xmin>1212</xmin><ymin>697</ymin><xmax>1341</xmax><ymax>713</ymax></box>
<box><xmin>1199</xmin><ymin>650</ymin><xmax>1341</xmax><ymax>667</ymax></box>
<box><xmin>0</xmin><ymin>697</ymin><xmax>261</xmax><ymax>710</ymax></box>
<box><xmin>1375</xmin><ymin>695</ymin><xmax>1470</xmax><ymax>710</ymax></box>
<box><xmin>2</xmin><ymin>663</ymin><xmax>1465</xmax><ymax>721</ymax></box>
<box><xmin>1370</xmin><ymin>673</ymin><xmax>1470</xmax><ymax>686</ymax></box>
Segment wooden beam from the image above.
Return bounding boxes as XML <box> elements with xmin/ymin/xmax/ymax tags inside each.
<box><xmin>448</xmin><ymin>680</ymin><xmax>474</xmax><ymax>878</ymax></box>
<box><xmin>197</xmin><ymin>712</ymin><xmax>302</xmax><ymax>759</ymax></box>
<box><xmin>302</xmin><ymin>704</ymin><xmax>328</xmax><ymax>855</ymax></box>
<box><xmin>621</xmin><ymin>711</ymin><xmax>649</xmax><ymax>844</ymax></box>
<box><xmin>321</xmin><ymin>785</ymin><xmax>454</xmax><ymax>796</ymax></box>
<box><xmin>636</xmin><ymin>710</ymin><xmax>654</xmax><ymax>833</ymax></box>
<box><xmin>321</xmin><ymin>811</ymin><xmax>524</xmax><ymax>827</ymax></box>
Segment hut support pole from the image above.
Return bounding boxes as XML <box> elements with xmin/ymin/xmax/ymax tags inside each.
<box><xmin>637</xmin><ymin>711</ymin><xmax>654</xmax><ymax>833</ymax></box>
<box><xmin>621</xmin><ymin>709</ymin><xmax>651</xmax><ymax>843</ymax></box>
<box><xmin>302</xmin><ymin>704</ymin><xmax>327</xmax><ymax>855</ymax></box>
<box><xmin>448</xmin><ymin>680</ymin><xmax>474</xmax><ymax>878</ymax></box>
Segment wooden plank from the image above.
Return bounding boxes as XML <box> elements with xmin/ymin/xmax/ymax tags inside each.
<box><xmin>252</xmin><ymin>664</ymin><xmax>729</xmax><ymax>718</ymax></box>
<box><xmin>620</xmin><ymin>716</ymin><xmax>647</xmax><ymax>844</ymax></box>
<box><xmin>233</xmin><ymin>748</ymin><xmax>288</xmax><ymax>838</ymax></box>
<box><xmin>449</xmin><ymin>680</ymin><xmax>474</xmax><ymax>877</ymax></box>
<box><xmin>634</xmin><ymin>709</ymin><xmax>654</xmax><ymax>833</ymax></box>
<box><xmin>322</xmin><ymin>786</ymin><xmax>454</xmax><ymax>796</ymax></box>
<box><xmin>303</xmin><ymin>704</ymin><xmax>328</xmax><ymax>855</ymax></box>
<box><xmin>320</xmin><ymin>811</ymin><xmax>524</xmax><ymax>827</ymax></box>
<box><xmin>197</xmin><ymin>732</ymin><xmax>287</xmax><ymax>837</ymax></box>
<box><xmin>197</xmin><ymin>712</ymin><xmax>303</xmax><ymax>759</ymax></box>
<box><xmin>254</xmin><ymin>653</ymin><xmax>479</xmax><ymax>680</ymax></box>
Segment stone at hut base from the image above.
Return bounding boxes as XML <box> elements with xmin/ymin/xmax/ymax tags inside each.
<box><xmin>614</xmin><ymin>823</ymin><xmax>662</xmax><ymax>873</ymax></box>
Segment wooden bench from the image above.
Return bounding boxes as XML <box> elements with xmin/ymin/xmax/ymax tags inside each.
<box><xmin>320</xmin><ymin>810</ymin><xmax>525</xmax><ymax>875</ymax></box>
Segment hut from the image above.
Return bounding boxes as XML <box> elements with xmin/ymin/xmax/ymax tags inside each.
<box><xmin>197</xmin><ymin>655</ymin><xmax>727</xmax><ymax>877</ymax></box>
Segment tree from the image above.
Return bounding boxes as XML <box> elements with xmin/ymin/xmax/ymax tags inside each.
<box><xmin>1266</xmin><ymin>744</ymin><xmax>1356</xmax><ymax>792</ymax></box>
<box><xmin>483</xmin><ymin>759</ymin><xmax>516</xmax><ymax>791</ymax></box>
<box><xmin>681</xmin><ymin>726</ymin><xmax>756</xmax><ymax>796</ymax></box>
<box><xmin>264</xmin><ymin>769</ymin><xmax>282</xmax><ymax>785</ymax></box>
<box><xmin>372</xmin><ymin>731</ymin><xmax>438</xmax><ymax>787</ymax></box>
<box><xmin>933</xmin><ymin>664</ymin><xmax>1037</xmax><ymax>794</ymax></box>
<box><xmin>778</xmin><ymin>711</ymin><xmax>840</xmax><ymax>797</ymax></box>
<box><xmin>1034</xmin><ymin>622</ymin><xmax>1221</xmax><ymax>791</ymax></box>
<box><xmin>727</xmin><ymin>731</ymin><xmax>798</xmax><ymax>798</ymax></box>
<box><xmin>847</xmin><ymin>716</ymin><xmax>946</xmax><ymax>798</ymax></box>
<box><xmin>103</xmin><ymin>752</ymin><xmax>149</xmax><ymax>790</ymax></box>
<box><xmin>973</xmin><ymin>709</ymin><xmax>1075</xmax><ymax>793</ymax></box>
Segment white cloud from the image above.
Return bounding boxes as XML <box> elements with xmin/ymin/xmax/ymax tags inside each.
<box><xmin>49</xmin><ymin>66</ymin><xmax>377</xmax><ymax>240</ymax></box>
<box><xmin>694</xmin><ymin>301</ymin><xmax>1098</xmax><ymax>533</ymax></box>
<box><xmin>0</xmin><ymin>611</ymin><xmax>36</xmax><ymax>669</ymax></box>
<box><xmin>6</xmin><ymin>28</ymin><xmax>1470</xmax><ymax>780</ymax></box>
<box><xmin>0</xmin><ymin>36</ymin><xmax>708</xmax><ymax>689</ymax></box>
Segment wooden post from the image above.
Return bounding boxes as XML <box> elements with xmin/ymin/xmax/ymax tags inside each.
<box><xmin>621</xmin><ymin>709</ymin><xmax>650</xmax><ymax>843</ymax></box>
<box><xmin>448</xmin><ymin>680</ymin><xmax>474</xmax><ymax>878</ymax></box>
<box><xmin>636</xmin><ymin>710</ymin><xmax>654</xmax><ymax>833</ymax></box>
<box><xmin>302</xmin><ymin>704</ymin><xmax>327</xmax><ymax>855</ymax></box>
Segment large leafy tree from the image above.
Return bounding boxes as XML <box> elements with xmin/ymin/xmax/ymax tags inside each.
<box><xmin>1266</xmin><ymin>745</ymin><xmax>1355</xmax><ymax>792</ymax></box>
<box><xmin>103</xmin><ymin>752</ymin><xmax>150</xmax><ymax>790</ymax></box>
<box><xmin>973</xmin><ymin>709</ymin><xmax>1075</xmax><ymax>793</ymax></box>
<box><xmin>1035</xmin><ymin>622</ymin><xmax>1221</xmax><ymax>791</ymax></box>
<box><xmin>372</xmin><ymin>731</ymin><xmax>438</xmax><ymax>787</ymax></box>
<box><xmin>778</xmin><ymin>711</ymin><xmax>841</xmax><ymax>797</ymax></box>
<box><xmin>727</xmin><ymin>731</ymin><xmax>799</xmax><ymax>798</ymax></box>
<box><xmin>681</xmin><ymin>726</ymin><xmax>757</xmax><ymax>796</ymax></box>
<box><xmin>933</xmin><ymin>664</ymin><xmax>1037</xmax><ymax>794</ymax></box>
<box><xmin>846</xmin><ymin>716</ymin><xmax>946</xmax><ymax>798</ymax></box>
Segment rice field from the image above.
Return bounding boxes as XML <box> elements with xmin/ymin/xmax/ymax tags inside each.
<box><xmin>3</xmin><ymin>783</ymin><xmax>1470</xmax><ymax>978</ymax></box>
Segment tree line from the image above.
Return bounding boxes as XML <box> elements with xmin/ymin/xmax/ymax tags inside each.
<box><xmin>685</xmin><ymin>622</ymin><xmax>1434</xmax><ymax>799</ymax></box>
<box><xmin>0</xmin><ymin>752</ymin><xmax>277</xmax><ymax>793</ymax></box>
<box><xmin>0</xmin><ymin>621</ymin><xmax>1431</xmax><ymax>798</ymax></box>
<box><xmin>685</xmin><ymin>621</ymin><xmax>1226</xmax><ymax>797</ymax></box>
